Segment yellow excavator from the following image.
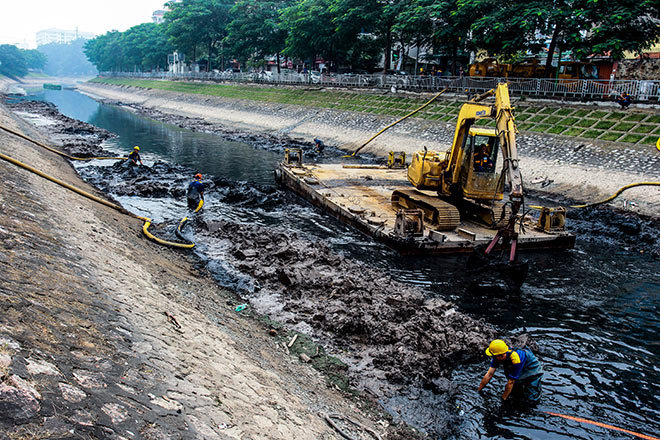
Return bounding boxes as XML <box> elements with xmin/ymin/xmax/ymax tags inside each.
<box><xmin>392</xmin><ymin>83</ymin><xmax>527</xmax><ymax>265</ymax></box>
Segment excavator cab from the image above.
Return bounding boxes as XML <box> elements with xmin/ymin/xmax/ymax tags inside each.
<box><xmin>459</xmin><ymin>128</ymin><xmax>504</xmax><ymax>201</ymax></box>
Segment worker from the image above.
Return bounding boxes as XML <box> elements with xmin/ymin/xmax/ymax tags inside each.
<box><xmin>473</xmin><ymin>144</ymin><xmax>494</xmax><ymax>172</ymax></box>
<box><xmin>128</xmin><ymin>146</ymin><xmax>143</xmax><ymax>166</ymax></box>
<box><xmin>615</xmin><ymin>92</ymin><xmax>632</xmax><ymax>109</ymax></box>
<box><xmin>313</xmin><ymin>138</ymin><xmax>326</xmax><ymax>153</ymax></box>
<box><xmin>187</xmin><ymin>173</ymin><xmax>205</xmax><ymax>211</ymax></box>
<box><xmin>478</xmin><ymin>339</ymin><xmax>544</xmax><ymax>403</ymax></box>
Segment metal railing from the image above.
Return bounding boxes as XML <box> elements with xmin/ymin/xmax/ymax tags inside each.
<box><xmin>101</xmin><ymin>71</ymin><xmax>660</xmax><ymax>102</ymax></box>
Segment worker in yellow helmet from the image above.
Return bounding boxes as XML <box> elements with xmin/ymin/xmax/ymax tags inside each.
<box><xmin>128</xmin><ymin>146</ymin><xmax>143</xmax><ymax>166</ymax></box>
<box><xmin>477</xmin><ymin>339</ymin><xmax>543</xmax><ymax>403</ymax></box>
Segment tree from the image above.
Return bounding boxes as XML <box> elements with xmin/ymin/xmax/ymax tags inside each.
<box><xmin>225</xmin><ymin>0</ymin><xmax>290</xmax><ymax>73</ymax></box>
<box><xmin>22</xmin><ymin>49</ymin><xmax>47</xmax><ymax>70</ymax></box>
<box><xmin>85</xmin><ymin>31</ymin><xmax>124</xmax><ymax>71</ymax></box>
<box><xmin>464</xmin><ymin>0</ymin><xmax>660</xmax><ymax>75</ymax></box>
<box><xmin>280</xmin><ymin>0</ymin><xmax>337</xmax><ymax>66</ymax></box>
<box><xmin>0</xmin><ymin>45</ymin><xmax>29</xmax><ymax>77</ymax></box>
<box><xmin>39</xmin><ymin>40</ymin><xmax>97</xmax><ymax>76</ymax></box>
<box><xmin>165</xmin><ymin>0</ymin><xmax>235</xmax><ymax>71</ymax></box>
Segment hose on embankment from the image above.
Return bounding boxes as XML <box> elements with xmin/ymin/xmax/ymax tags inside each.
<box><xmin>345</xmin><ymin>88</ymin><xmax>448</xmax><ymax>157</ymax></box>
<box><xmin>529</xmin><ymin>182</ymin><xmax>660</xmax><ymax>211</ymax></box>
<box><xmin>0</xmin><ymin>151</ymin><xmax>195</xmax><ymax>249</ymax></box>
<box><xmin>0</xmin><ymin>124</ymin><xmax>127</xmax><ymax>161</ymax></box>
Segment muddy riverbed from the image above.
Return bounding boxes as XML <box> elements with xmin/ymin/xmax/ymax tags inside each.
<box><xmin>5</xmin><ymin>91</ymin><xmax>660</xmax><ymax>439</ymax></box>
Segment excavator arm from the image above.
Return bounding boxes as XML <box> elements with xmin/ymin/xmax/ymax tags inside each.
<box><xmin>483</xmin><ymin>84</ymin><xmax>525</xmax><ymax>263</ymax></box>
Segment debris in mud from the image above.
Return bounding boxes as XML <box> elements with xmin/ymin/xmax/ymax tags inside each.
<box><xmin>192</xmin><ymin>218</ymin><xmax>496</xmax><ymax>392</ymax></box>
<box><xmin>6</xmin><ymin>99</ymin><xmax>116</xmax><ymax>158</ymax></box>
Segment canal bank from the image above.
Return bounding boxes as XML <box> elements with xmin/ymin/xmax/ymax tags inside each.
<box><xmin>78</xmin><ymin>81</ymin><xmax>660</xmax><ymax>220</ymax></box>
<box><xmin>0</xmin><ymin>99</ymin><xmax>427</xmax><ymax>439</ymax></box>
<box><xmin>4</xmin><ymin>89</ymin><xmax>660</xmax><ymax>439</ymax></box>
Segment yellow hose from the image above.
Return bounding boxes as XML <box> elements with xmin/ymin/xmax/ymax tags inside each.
<box><xmin>0</xmin><ymin>151</ymin><xmax>194</xmax><ymax>249</ymax></box>
<box><xmin>529</xmin><ymin>182</ymin><xmax>660</xmax><ymax>210</ymax></box>
<box><xmin>194</xmin><ymin>199</ymin><xmax>204</xmax><ymax>213</ymax></box>
<box><xmin>345</xmin><ymin>89</ymin><xmax>447</xmax><ymax>157</ymax></box>
<box><xmin>0</xmin><ymin>124</ymin><xmax>126</xmax><ymax>161</ymax></box>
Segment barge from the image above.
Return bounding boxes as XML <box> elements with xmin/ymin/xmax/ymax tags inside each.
<box><xmin>275</xmin><ymin>154</ymin><xmax>575</xmax><ymax>256</ymax></box>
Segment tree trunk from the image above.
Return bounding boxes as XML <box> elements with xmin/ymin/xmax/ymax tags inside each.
<box><xmin>277</xmin><ymin>52</ymin><xmax>281</xmax><ymax>74</ymax></box>
<box><xmin>208</xmin><ymin>39</ymin><xmax>213</xmax><ymax>71</ymax></box>
<box><xmin>384</xmin><ymin>25</ymin><xmax>392</xmax><ymax>74</ymax></box>
<box><xmin>545</xmin><ymin>23</ymin><xmax>561</xmax><ymax>77</ymax></box>
<box><xmin>451</xmin><ymin>39</ymin><xmax>457</xmax><ymax>75</ymax></box>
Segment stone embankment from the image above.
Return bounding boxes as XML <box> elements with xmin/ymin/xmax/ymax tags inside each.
<box><xmin>79</xmin><ymin>82</ymin><xmax>660</xmax><ymax>219</ymax></box>
<box><xmin>1</xmin><ymin>100</ymin><xmax>433</xmax><ymax>439</ymax></box>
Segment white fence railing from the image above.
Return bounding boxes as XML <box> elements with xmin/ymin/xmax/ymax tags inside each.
<box><xmin>100</xmin><ymin>71</ymin><xmax>660</xmax><ymax>102</ymax></box>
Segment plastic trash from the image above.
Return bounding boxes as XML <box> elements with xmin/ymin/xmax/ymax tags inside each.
<box><xmin>235</xmin><ymin>304</ymin><xmax>248</xmax><ymax>312</ymax></box>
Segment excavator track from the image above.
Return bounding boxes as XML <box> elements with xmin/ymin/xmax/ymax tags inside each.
<box><xmin>391</xmin><ymin>189</ymin><xmax>461</xmax><ymax>231</ymax></box>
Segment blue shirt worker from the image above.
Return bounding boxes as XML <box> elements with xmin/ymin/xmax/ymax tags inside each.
<box><xmin>128</xmin><ymin>146</ymin><xmax>143</xmax><ymax>166</ymax></box>
<box><xmin>187</xmin><ymin>173</ymin><xmax>205</xmax><ymax>211</ymax></box>
<box><xmin>313</xmin><ymin>138</ymin><xmax>326</xmax><ymax>153</ymax></box>
<box><xmin>615</xmin><ymin>92</ymin><xmax>632</xmax><ymax>109</ymax></box>
<box><xmin>478</xmin><ymin>339</ymin><xmax>543</xmax><ymax>403</ymax></box>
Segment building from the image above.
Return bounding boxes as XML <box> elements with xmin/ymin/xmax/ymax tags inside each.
<box><xmin>36</xmin><ymin>28</ymin><xmax>95</xmax><ymax>47</ymax></box>
<box><xmin>152</xmin><ymin>10</ymin><xmax>167</xmax><ymax>24</ymax></box>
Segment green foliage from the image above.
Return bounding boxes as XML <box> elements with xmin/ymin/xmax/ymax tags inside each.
<box><xmin>85</xmin><ymin>24</ymin><xmax>173</xmax><ymax>72</ymax></box>
<box><xmin>39</xmin><ymin>39</ymin><xmax>97</xmax><ymax>77</ymax></box>
<box><xmin>0</xmin><ymin>45</ymin><xmax>29</xmax><ymax>77</ymax></box>
<box><xmin>225</xmin><ymin>0</ymin><xmax>288</xmax><ymax>68</ymax></box>
<box><xmin>22</xmin><ymin>49</ymin><xmax>47</xmax><ymax>70</ymax></box>
<box><xmin>165</xmin><ymin>0</ymin><xmax>234</xmax><ymax>69</ymax></box>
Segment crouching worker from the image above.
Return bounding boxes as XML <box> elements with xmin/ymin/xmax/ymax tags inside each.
<box><xmin>187</xmin><ymin>173</ymin><xmax>205</xmax><ymax>212</ymax></box>
<box><xmin>313</xmin><ymin>138</ymin><xmax>325</xmax><ymax>153</ymax></box>
<box><xmin>478</xmin><ymin>339</ymin><xmax>543</xmax><ymax>404</ymax></box>
<box><xmin>128</xmin><ymin>146</ymin><xmax>143</xmax><ymax>166</ymax></box>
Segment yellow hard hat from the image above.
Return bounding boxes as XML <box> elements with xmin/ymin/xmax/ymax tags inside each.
<box><xmin>485</xmin><ymin>339</ymin><xmax>509</xmax><ymax>356</ymax></box>
<box><xmin>133</xmin><ymin>146</ymin><xmax>140</xmax><ymax>150</ymax></box>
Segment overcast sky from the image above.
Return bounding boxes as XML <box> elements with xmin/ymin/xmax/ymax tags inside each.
<box><xmin>0</xmin><ymin>0</ymin><xmax>168</xmax><ymax>49</ymax></box>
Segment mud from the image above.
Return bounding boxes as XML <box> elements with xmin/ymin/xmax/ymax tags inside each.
<box><xmin>198</xmin><ymin>218</ymin><xmax>496</xmax><ymax>387</ymax></box>
<box><xmin>1</xmin><ymin>96</ymin><xmax>432</xmax><ymax>439</ymax></box>
<box><xmin>528</xmin><ymin>188</ymin><xmax>660</xmax><ymax>257</ymax></box>
<box><xmin>6</xmin><ymin>99</ymin><xmax>116</xmax><ymax>158</ymax></box>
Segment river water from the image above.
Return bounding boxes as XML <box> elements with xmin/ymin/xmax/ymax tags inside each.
<box><xmin>23</xmin><ymin>89</ymin><xmax>660</xmax><ymax>439</ymax></box>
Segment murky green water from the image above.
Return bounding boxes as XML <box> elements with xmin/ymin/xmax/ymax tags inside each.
<box><xmin>27</xmin><ymin>89</ymin><xmax>660</xmax><ymax>440</ymax></box>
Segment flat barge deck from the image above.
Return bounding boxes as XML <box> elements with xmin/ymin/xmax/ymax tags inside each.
<box><xmin>276</xmin><ymin>161</ymin><xmax>575</xmax><ymax>255</ymax></box>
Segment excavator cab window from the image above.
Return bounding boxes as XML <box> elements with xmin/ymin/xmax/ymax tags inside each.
<box><xmin>470</xmin><ymin>134</ymin><xmax>499</xmax><ymax>173</ymax></box>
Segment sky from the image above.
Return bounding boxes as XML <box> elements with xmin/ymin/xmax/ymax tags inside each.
<box><xmin>0</xmin><ymin>0</ymin><xmax>169</xmax><ymax>49</ymax></box>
